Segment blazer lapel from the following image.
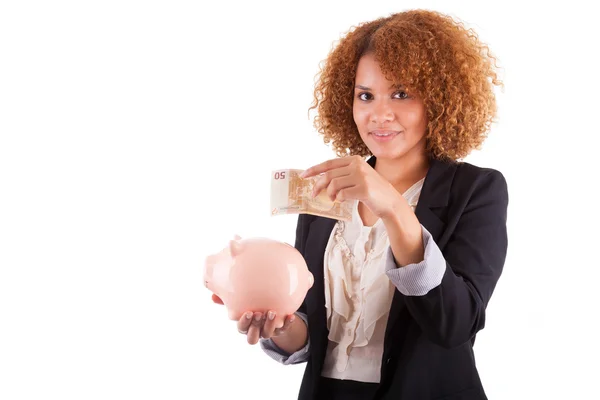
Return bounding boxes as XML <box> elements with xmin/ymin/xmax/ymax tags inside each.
<box><xmin>414</xmin><ymin>156</ymin><xmax>454</xmax><ymax>240</ymax></box>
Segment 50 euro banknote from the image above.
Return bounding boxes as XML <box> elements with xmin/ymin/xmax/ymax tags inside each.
<box><xmin>270</xmin><ymin>169</ymin><xmax>353</xmax><ymax>221</ymax></box>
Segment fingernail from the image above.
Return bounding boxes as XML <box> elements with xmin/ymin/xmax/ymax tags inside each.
<box><xmin>290</xmin><ymin>315</ymin><xmax>296</xmax><ymax>323</ymax></box>
<box><xmin>268</xmin><ymin>311</ymin><xmax>275</xmax><ymax>320</ymax></box>
<box><xmin>245</xmin><ymin>312</ymin><xmax>252</xmax><ymax>320</ymax></box>
<box><xmin>254</xmin><ymin>313</ymin><xmax>262</xmax><ymax>322</ymax></box>
<box><xmin>300</xmin><ymin>171</ymin><xmax>307</xmax><ymax>178</ymax></box>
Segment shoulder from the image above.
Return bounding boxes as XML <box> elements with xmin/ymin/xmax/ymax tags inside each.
<box><xmin>451</xmin><ymin>161</ymin><xmax>508</xmax><ymax>211</ymax></box>
<box><xmin>454</xmin><ymin>161</ymin><xmax>506</xmax><ymax>186</ymax></box>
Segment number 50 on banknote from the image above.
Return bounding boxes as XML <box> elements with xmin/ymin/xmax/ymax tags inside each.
<box><xmin>270</xmin><ymin>169</ymin><xmax>353</xmax><ymax>221</ymax></box>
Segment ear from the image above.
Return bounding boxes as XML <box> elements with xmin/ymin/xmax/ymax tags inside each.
<box><xmin>229</xmin><ymin>237</ymin><xmax>243</xmax><ymax>257</ymax></box>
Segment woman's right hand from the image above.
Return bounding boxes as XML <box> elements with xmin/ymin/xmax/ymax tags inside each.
<box><xmin>211</xmin><ymin>294</ymin><xmax>297</xmax><ymax>345</ymax></box>
<box><xmin>237</xmin><ymin>311</ymin><xmax>297</xmax><ymax>345</ymax></box>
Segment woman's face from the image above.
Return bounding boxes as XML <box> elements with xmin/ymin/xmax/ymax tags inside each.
<box><xmin>352</xmin><ymin>53</ymin><xmax>428</xmax><ymax>161</ymax></box>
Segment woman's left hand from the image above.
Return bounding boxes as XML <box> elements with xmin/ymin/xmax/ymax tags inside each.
<box><xmin>300</xmin><ymin>155</ymin><xmax>402</xmax><ymax>219</ymax></box>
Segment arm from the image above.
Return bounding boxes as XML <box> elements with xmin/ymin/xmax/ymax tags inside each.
<box><xmin>259</xmin><ymin>312</ymin><xmax>310</xmax><ymax>365</ymax></box>
<box><xmin>384</xmin><ymin>225</ymin><xmax>446</xmax><ymax>296</ymax></box>
<box><xmin>385</xmin><ymin>170</ymin><xmax>508</xmax><ymax>348</ymax></box>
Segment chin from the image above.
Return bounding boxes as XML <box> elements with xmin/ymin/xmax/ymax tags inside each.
<box><xmin>368</xmin><ymin>146</ymin><xmax>408</xmax><ymax>161</ymax></box>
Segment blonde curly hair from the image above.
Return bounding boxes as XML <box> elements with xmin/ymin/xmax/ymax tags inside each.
<box><xmin>309</xmin><ymin>9</ymin><xmax>502</xmax><ymax>161</ymax></box>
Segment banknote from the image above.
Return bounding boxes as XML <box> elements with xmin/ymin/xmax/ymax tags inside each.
<box><xmin>270</xmin><ymin>169</ymin><xmax>353</xmax><ymax>221</ymax></box>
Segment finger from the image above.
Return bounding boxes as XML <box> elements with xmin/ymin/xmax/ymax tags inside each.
<box><xmin>211</xmin><ymin>294</ymin><xmax>224</xmax><ymax>305</ymax></box>
<box><xmin>237</xmin><ymin>311</ymin><xmax>253</xmax><ymax>334</ymax></box>
<box><xmin>335</xmin><ymin>186</ymin><xmax>363</xmax><ymax>203</ymax></box>
<box><xmin>311</xmin><ymin>168</ymin><xmax>352</xmax><ymax>198</ymax></box>
<box><xmin>246</xmin><ymin>312</ymin><xmax>264</xmax><ymax>345</ymax></box>
<box><xmin>300</xmin><ymin>157</ymin><xmax>352</xmax><ymax>179</ymax></box>
<box><xmin>274</xmin><ymin>313</ymin><xmax>297</xmax><ymax>336</ymax></box>
<box><xmin>260</xmin><ymin>310</ymin><xmax>278</xmax><ymax>339</ymax></box>
<box><xmin>326</xmin><ymin>175</ymin><xmax>357</xmax><ymax>202</ymax></box>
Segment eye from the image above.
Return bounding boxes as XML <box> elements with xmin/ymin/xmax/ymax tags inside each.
<box><xmin>357</xmin><ymin>92</ymin><xmax>373</xmax><ymax>101</ymax></box>
<box><xmin>393</xmin><ymin>91</ymin><xmax>409</xmax><ymax>99</ymax></box>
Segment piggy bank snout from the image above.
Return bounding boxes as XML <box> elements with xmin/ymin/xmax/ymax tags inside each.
<box><xmin>202</xmin><ymin>255</ymin><xmax>213</xmax><ymax>285</ymax></box>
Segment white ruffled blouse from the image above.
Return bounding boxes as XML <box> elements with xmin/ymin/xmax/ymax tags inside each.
<box><xmin>321</xmin><ymin>178</ymin><xmax>425</xmax><ymax>383</ymax></box>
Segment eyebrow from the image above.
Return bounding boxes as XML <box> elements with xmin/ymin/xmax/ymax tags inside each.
<box><xmin>354</xmin><ymin>84</ymin><xmax>406</xmax><ymax>91</ymax></box>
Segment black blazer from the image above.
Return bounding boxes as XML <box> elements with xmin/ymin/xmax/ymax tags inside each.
<box><xmin>293</xmin><ymin>155</ymin><xmax>508</xmax><ymax>400</ymax></box>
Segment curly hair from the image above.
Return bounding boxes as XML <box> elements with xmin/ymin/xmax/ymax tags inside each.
<box><xmin>309</xmin><ymin>9</ymin><xmax>502</xmax><ymax>161</ymax></box>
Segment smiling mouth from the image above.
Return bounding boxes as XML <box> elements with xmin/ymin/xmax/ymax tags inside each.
<box><xmin>373</xmin><ymin>132</ymin><xmax>395</xmax><ymax>137</ymax></box>
<box><xmin>370</xmin><ymin>130</ymin><xmax>401</xmax><ymax>138</ymax></box>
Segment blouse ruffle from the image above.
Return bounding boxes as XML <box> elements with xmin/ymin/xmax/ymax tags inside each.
<box><xmin>322</xmin><ymin>178</ymin><xmax>424</xmax><ymax>372</ymax></box>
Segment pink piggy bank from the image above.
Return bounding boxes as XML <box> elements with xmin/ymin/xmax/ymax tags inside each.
<box><xmin>203</xmin><ymin>235</ymin><xmax>314</xmax><ymax>328</ymax></box>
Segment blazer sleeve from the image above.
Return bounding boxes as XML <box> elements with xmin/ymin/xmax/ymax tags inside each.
<box><xmin>401</xmin><ymin>168</ymin><xmax>509</xmax><ymax>349</ymax></box>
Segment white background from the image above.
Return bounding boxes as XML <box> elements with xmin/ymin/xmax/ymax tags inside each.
<box><xmin>1</xmin><ymin>1</ymin><xmax>599</xmax><ymax>399</ymax></box>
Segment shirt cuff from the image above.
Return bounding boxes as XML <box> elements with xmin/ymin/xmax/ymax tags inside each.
<box><xmin>385</xmin><ymin>224</ymin><xmax>446</xmax><ymax>296</ymax></box>
<box><xmin>259</xmin><ymin>311</ymin><xmax>310</xmax><ymax>365</ymax></box>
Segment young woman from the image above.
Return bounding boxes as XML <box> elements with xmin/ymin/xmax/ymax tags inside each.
<box><xmin>214</xmin><ymin>9</ymin><xmax>507</xmax><ymax>400</ymax></box>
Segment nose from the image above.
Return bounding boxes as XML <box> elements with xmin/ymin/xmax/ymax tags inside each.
<box><xmin>370</xmin><ymin>100</ymin><xmax>394</xmax><ymax>124</ymax></box>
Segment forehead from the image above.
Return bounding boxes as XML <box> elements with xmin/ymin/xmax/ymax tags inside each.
<box><xmin>355</xmin><ymin>54</ymin><xmax>400</xmax><ymax>87</ymax></box>
<box><xmin>356</xmin><ymin>54</ymin><xmax>383</xmax><ymax>74</ymax></box>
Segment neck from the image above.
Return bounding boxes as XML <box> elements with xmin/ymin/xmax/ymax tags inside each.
<box><xmin>373</xmin><ymin>150</ymin><xmax>430</xmax><ymax>188</ymax></box>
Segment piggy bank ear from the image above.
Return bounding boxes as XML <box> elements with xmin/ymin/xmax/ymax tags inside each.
<box><xmin>229</xmin><ymin>237</ymin><xmax>244</xmax><ymax>257</ymax></box>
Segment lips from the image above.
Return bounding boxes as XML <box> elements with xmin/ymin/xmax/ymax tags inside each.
<box><xmin>370</xmin><ymin>130</ymin><xmax>401</xmax><ymax>141</ymax></box>
<box><xmin>370</xmin><ymin>130</ymin><xmax>401</xmax><ymax>136</ymax></box>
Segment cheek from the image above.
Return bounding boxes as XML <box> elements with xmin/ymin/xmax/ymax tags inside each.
<box><xmin>353</xmin><ymin>107</ymin><xmax>368</xmax><ymax>130</ymax></box>
<box><xmin>414</xmin><ymin>108</ymin><xmax>428</xmax><ymax>135</ymax></box>
<box><xmin>398</xmin><ymin>104</ymin><xmax>427</xmax><ymax>131</ymax></box>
